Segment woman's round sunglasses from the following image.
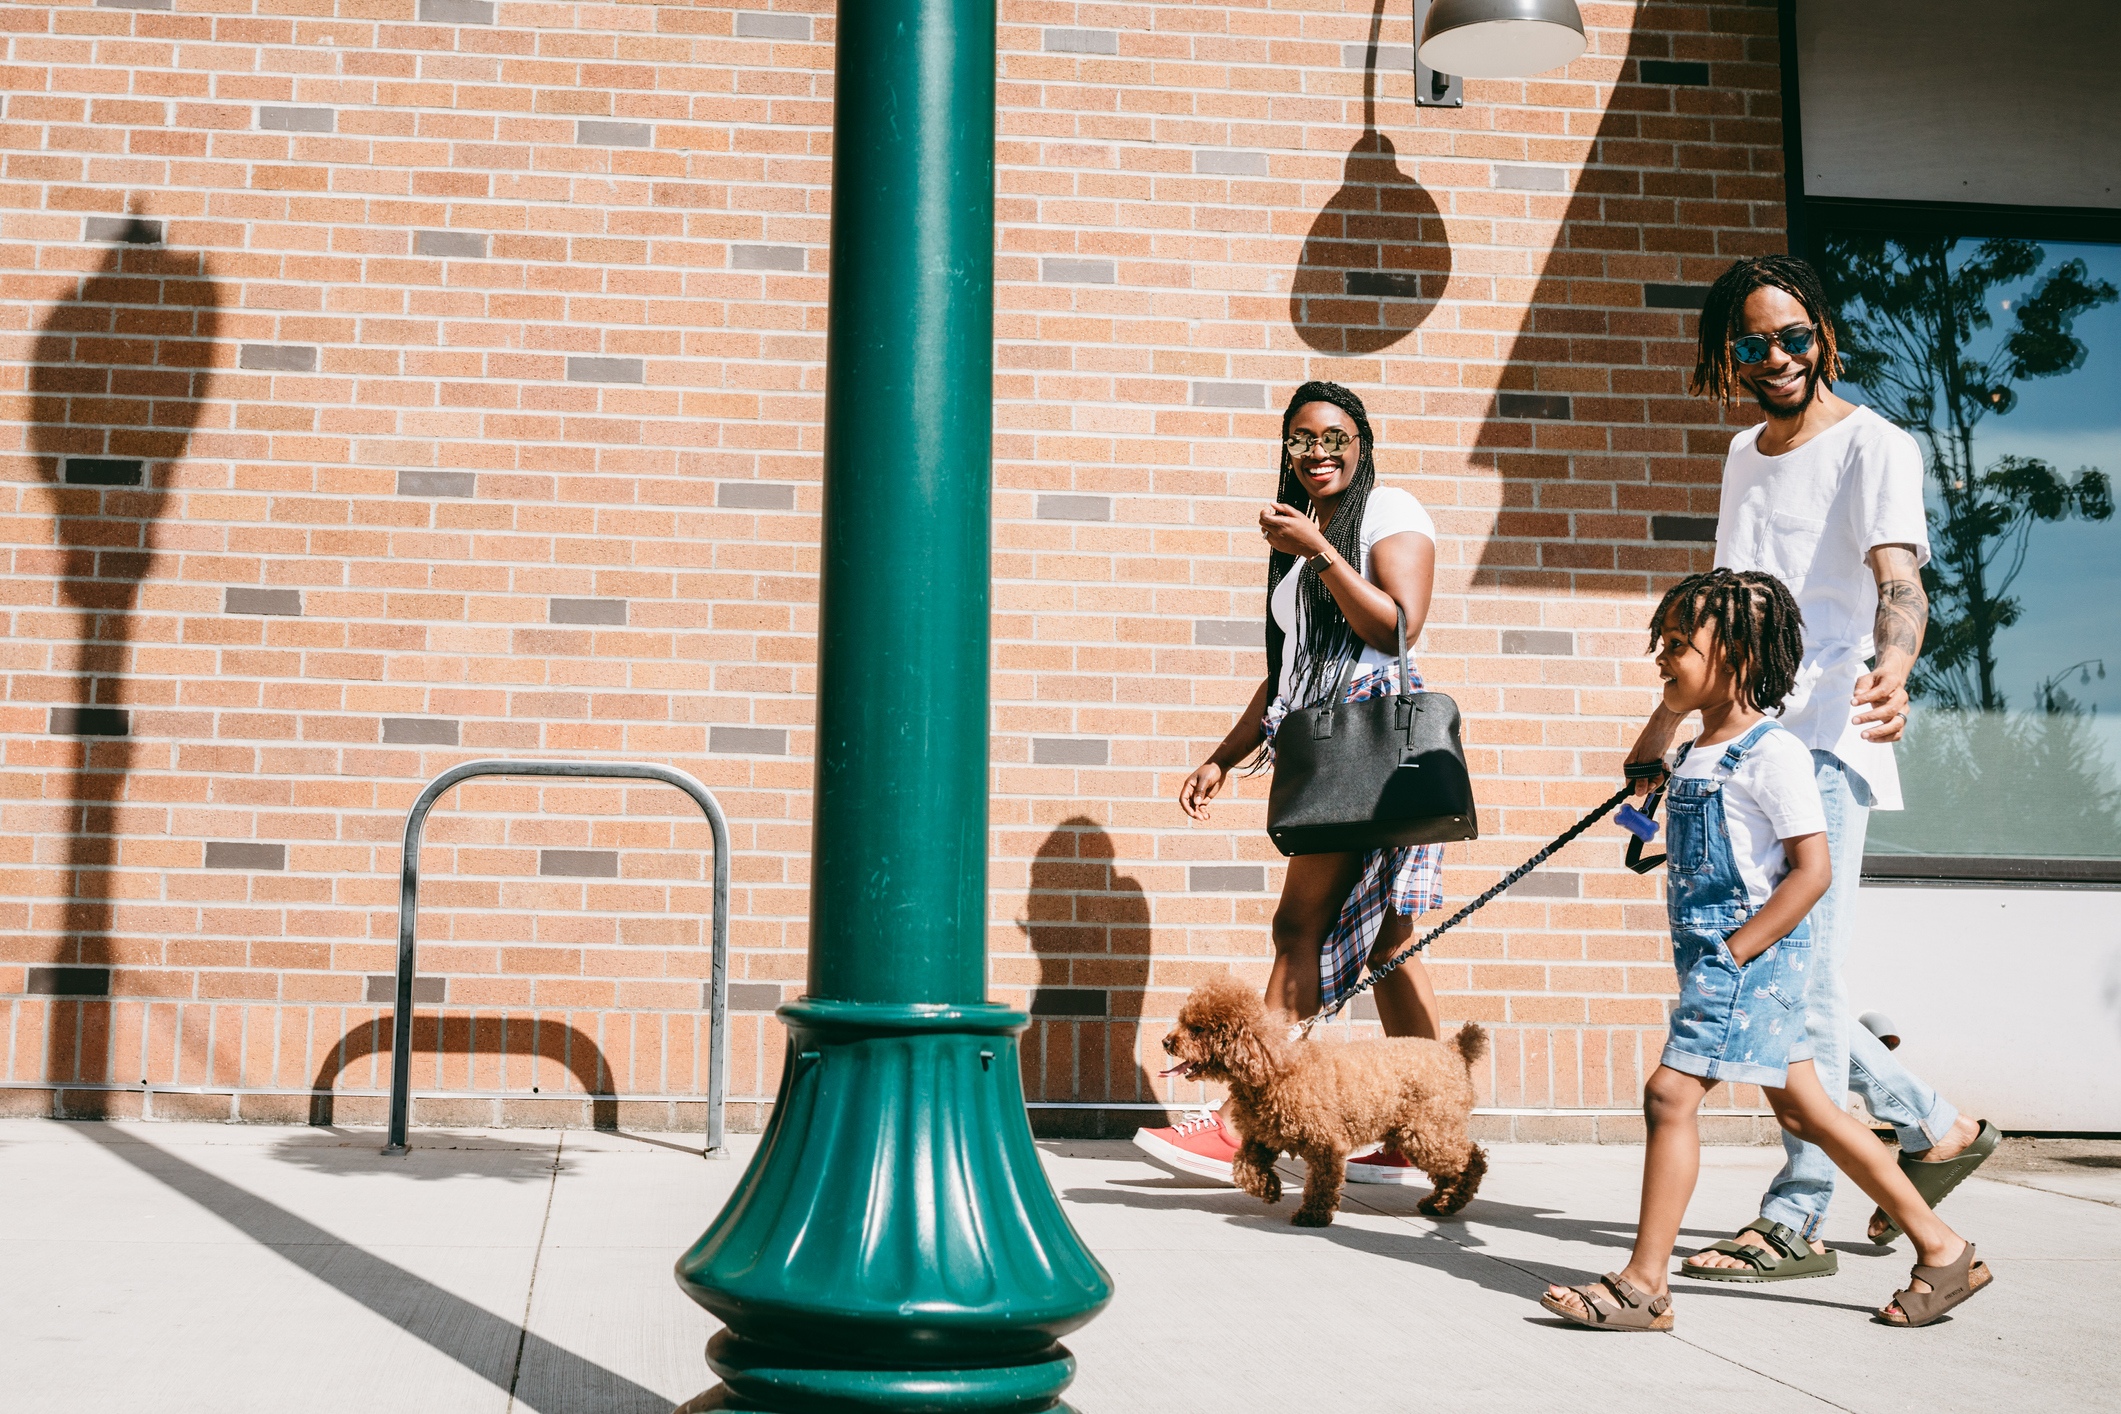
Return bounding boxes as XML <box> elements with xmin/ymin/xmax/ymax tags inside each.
<box><xmin>1285</xmin><ymin>428</ymin><xmax>1356</xmax><ymax>456</ymax></box>
<box><xmin>1731</xmin><ymin>324</ymin><xmax>1816</xmax><ymax>365</ymax></box>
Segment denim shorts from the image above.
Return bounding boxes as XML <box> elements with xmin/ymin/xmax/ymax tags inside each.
<box><xmin>1660</xmin><ymin>915</ymin><xmax>1814</xmax><ymax>1088</ymax></box>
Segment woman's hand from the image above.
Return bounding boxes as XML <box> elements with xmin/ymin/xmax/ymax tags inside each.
<box><xmin>1180</xmin><ymin>760</ymin><xmax>1228</xmax><ymax>821</ymax></box>
<box><xmin>1259</xmin><ymin>503</ymin><xmax>1327</xmax><ymax>559</ymax></box>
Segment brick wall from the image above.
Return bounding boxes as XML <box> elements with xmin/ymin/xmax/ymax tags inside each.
<box><xmin>1</xmin><ymin>0</ymin><xmax>1789</xmax><ymax>1140</ymax></box>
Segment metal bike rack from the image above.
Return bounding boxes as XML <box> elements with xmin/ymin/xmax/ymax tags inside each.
<box><xmin>380</xmin><ymin>760</ymin><xmax>732</xmax><ymax>1157</ymax></box>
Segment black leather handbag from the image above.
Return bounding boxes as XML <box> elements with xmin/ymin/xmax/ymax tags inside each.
<box><xmin>1266</xmin><ymin>610</ymin><xmax>1479</xmax><ymax>857</ymax></box>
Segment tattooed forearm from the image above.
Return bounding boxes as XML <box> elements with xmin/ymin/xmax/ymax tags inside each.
<box><xmin>1875</xmin><ymin>577</ymin><xmax>1927</xmax><ymax>661</ymax></box>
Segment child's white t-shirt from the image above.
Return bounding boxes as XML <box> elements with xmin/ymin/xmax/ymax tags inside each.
<box><xmin>1670</xmin><ymin>725</ymin><xmax>1829</xmax><ymax>906</ymax></box>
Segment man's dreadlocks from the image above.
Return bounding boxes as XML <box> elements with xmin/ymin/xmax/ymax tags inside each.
<box><xmin>1690</xmin><ymin>254</ymin><xmax>1844</xmax><ymax>405</ymax></box>
<box><xmin>1265</xmin><ymin>380</ymin><xmax>1381</xmax><ymax>708</ymax></box>
<box><xmin>1648</xmin><ymin>568</ymin><xmax>1807</xmax><ymax>713</ymax></box>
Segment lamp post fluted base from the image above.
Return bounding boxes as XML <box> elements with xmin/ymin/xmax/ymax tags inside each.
<box><xmin>674</xmin><ymin>1001</ymin><xmax>1112</xmax><ymax>1414</ymax></box>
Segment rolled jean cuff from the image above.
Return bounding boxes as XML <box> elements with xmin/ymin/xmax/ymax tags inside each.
<box><xmin>1893</xmin><ymin>1094</ymin><xmax>1962</xmax><ymax>1154</ymax></box>
<box><xmin>1759</xmin><ymin>1193</ymin><xmax>1824</xmax><ymax>1241</ymax></box>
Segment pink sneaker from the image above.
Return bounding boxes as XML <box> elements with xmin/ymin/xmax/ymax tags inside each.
<box><xmin>1346</xmin><ymin>1147</ymin><xmax>1423</xmax><ymax>1185</ymax></box>
<box><xmin>1132</xmin><ymin>1111</ymin><xmax>1239</xmax><ymax>1184</ymax></box>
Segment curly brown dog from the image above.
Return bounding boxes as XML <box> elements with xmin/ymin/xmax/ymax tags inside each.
<box><xmin>1161</xmin><ymin>974</ymin><xmax>1489</xmax><ymax>1227</ymax></box>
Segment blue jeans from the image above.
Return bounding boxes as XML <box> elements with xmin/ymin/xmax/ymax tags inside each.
<box><xmin>1758</xmin><ymin>751</ymin><xmax>1962</xmax><ymax>1239</ymax></box>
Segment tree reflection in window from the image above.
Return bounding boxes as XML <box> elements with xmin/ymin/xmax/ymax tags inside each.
<box><xmin>1818</xmin><ymin>233</ymin><xmax>2121</xmax><ymax>859</ymax></box>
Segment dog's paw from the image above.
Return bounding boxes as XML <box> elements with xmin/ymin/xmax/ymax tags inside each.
<box><xmin>1291</xmin><ymin>1207</ymin><xmax>1336</xmax><ymax>1228</ymax></box>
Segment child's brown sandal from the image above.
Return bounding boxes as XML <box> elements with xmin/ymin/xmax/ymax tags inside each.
<box><xmin>1877</xmin><ymin>1241</ymin><xmax>1993</xmax><ymax>1327</ymax></box>
<box><xmin>1540</xmin><ymin>1273</ymin><xmax>1675</xmax><ymax>1331</ymax></box>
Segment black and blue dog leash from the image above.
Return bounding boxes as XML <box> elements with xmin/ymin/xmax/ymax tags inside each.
<box><xmin>1295</xmin><ymin>759</ymin><xmax>1671</xmax><ymax>1039</ymax></box>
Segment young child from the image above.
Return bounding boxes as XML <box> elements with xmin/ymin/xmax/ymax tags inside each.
<box><xmin>1540</xmin><ymin>569</ymin><xmax>1993</xmax><ymax>1331</ymax></box>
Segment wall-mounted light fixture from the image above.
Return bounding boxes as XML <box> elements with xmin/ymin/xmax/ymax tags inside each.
<box><xmin>1417</xmin><ymin>0</ymin><xmax>1588</xmax><ymax>82</ymax></box>
<box><xmin>1414</xmin><ymin>0</ymin><xmax>1463</xmax><ymax>107</ymax></box>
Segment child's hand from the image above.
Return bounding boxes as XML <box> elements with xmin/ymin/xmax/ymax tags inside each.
<box><xmin>1723</xmin><ymin>831</ymin><xmax>1831</xmax><ymax>966</ymax></box>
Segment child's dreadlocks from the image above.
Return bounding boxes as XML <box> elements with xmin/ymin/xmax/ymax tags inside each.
<box><xmin>1689</xmin><ymin>255</ymin><xmax>1844</xmax><ymax>404</ymax></box>
<box><xmin>1649</xmin><ymin>568</ymin><xmax>1806</xmax><ymax>713</ymax></box>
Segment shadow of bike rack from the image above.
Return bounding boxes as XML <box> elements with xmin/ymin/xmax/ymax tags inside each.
<box><xmin>381</xmin><ymin>760</ymin><xmax>732</xmax><ymax>1158</ymax></box>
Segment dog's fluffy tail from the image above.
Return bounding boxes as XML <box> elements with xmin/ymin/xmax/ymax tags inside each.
<box><xmin>1449</xmin><ymin>1021</ymin><xmax>1489</xmax><ymax>1069</ymax></box>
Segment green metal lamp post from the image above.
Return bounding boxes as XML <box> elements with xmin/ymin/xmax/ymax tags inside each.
<box><xmin>672</xmin><ymin>0</ymin><xmax>1114</xmax><ymax>1408</ymax></box>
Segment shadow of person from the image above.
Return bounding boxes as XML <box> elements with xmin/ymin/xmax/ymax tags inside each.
<box><xmin>1287</xmin><ymin>0</ymin><xmax>1450</xmax><ymax>355</ymax></box>
<box><xmin>1017</xmin><ymin>816</ymin><xmax>1157</xmax><ymax>1138</ymax></box>
<box><xmin>28</xmin><ymin>222</ymin><xmax>220</xmax><ymax>1105</ymax></box>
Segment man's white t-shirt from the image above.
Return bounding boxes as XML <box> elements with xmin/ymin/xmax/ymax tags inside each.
<box><xmin>1671</xmin><ymin>725</ymin><xmax>1828</xmax><ymax>907</ymax></box>
<box><xmin>1270</xmin><ymin>486</ymin><xmax>1436</xmax><ymax>704</ymax></box>
<box><xmin>1714</xmin><ymin>404</ymin><xmax>1931</xmax><ymax>810</ymax></box>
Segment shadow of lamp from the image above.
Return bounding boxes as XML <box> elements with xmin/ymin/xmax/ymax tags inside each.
<box><xmin>670</xmin><ymin>0</ymin><xmax>1114</xmax><ymax>1410</ymax></box>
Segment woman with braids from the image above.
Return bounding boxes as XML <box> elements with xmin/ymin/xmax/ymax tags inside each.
<box><xmin>1134</xmin><ymin>380</ymin><xmax>1447</xmax><ymax>1187</ymax></box>
<box><xmin>1627</xmin><ymin>255</ymin><xmax>1996</xmax><ymax>1285</ymax></box>
<box><xmin>1543</xmin><ymin>568</ymin><xmax>1993</xmax><ymax>1331</ymax></box>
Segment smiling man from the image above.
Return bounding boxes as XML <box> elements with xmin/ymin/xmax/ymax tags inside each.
<box><xmin>1626</xmin><ymin>256</ymin><xmax>1999</xmax><ymax>1279</ymax></box>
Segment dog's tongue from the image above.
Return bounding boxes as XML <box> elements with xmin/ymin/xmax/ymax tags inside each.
<box><xmin>1156</xmin><ymin>1064</ymin><xmax>1191</xmax><ymax>1078</ymax></box>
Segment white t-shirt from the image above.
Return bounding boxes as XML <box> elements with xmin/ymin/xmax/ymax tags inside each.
<box><xmin>1270</xmin><ymin>486</ymin><xmax>1437</xmax><ymax>704</ymax></box>
<box><xmin>1671</xmin><ymin>725</ymin><xmax>1828</xmax><ymax>907</ymax></box>
<box><xmin>1715</xmin><ymin>405</ymin><xmax>1931</xmax><ymax>810</ymax></box>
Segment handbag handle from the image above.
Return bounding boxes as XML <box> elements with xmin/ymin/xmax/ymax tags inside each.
<box><xmin>1324</xmin><ymin>604</ymin><xmax>1415</xmax><ymax>708</ymax></box>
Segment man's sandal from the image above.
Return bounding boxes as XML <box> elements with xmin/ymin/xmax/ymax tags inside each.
<box><xmin>1539</xmin><ymin>1273</ymin><xmax>1674</xmax><ymax>1331</ymax></box>
<box><xmin>1871</xmin><ymin>1119</ymin><xmax>2001</xmax><ymax>1247</ymax></box>
<box><xmin>1679</xmin><ymin>1218</ymin><xmax>1838</xmax><ymax>1283</ymax></box>
<box><xmin>1877</xmin><ymin>1241</ymin><xmax>1993</xmax><ymax>1327</ymax></box>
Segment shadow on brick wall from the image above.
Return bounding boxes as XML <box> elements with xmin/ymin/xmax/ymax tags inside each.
<box><xmin>1018</xmin><ymin>816</ymin><xmax>1157</xmax><ymax>1137</ymax></box>
<box><xmin>1467</xmin><ymin>4</ymin><xmax>1771</xmax><ymax>589</ymax></box>
<box><xmin>308</xmin><ymin>1017</ymin><xmax>622</xmax><ymax>1131</ymax></box>
<box><xmin>1289</xmin><ymin>0</ymin><xmax>1449</xmax><ymax>353</ymax></box>
<box><xmin>28</xmin><ymin>225</ymin><xmax>220</xmax><ymax>1095</ymax></box>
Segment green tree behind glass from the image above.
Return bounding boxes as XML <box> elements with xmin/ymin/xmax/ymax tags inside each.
<box><xmin>1817</xmin><ymin>234</ymin><xmax>2121</xmax><ymax>856</ymax></box>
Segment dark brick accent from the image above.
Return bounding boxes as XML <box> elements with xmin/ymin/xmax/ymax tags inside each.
<box><xmin>1345</xmin><ymin>270</ymin><xmax>1423</xmax><ymax>298</ymax></box>
<box><xmin>1639</xmin><ymin>60</ymin><xmax>1711</xmax><ymax>86</ymax></box>
<box><xmin>1644</xmin><ymin>283</ymin><xmax>1707</xmax><ymax>310</ymax></box>
<box><xmin>1032</xmin><ymin>738</ymin><xmax>1108</xmax><ymax>766</ymax></box>
<box><xmin>398</xmin><ymin>469</ymin><xmax>476</xmax><ymax>497</ymax></box>
<box><xmin>365</xmin><ymin>975</ymin><xmax>447</xmax><ymax>1003</ymax></box>
<box><xmin>730</xmin><ymin>244</ymin><xmax>808</xmax><ymax>272</ymax></box>
<box><xmin>1502</xmin><ymin>629</ymin><xmax>1574</xmax><ymax>655</ymax></box>
<box><xmin>51</xmin><ymin>707</ymin><xmax>129</xmax><ymax>736</ymax></box>
<box><xmin>224</xmin><ymin>587</ymin><xmax>302</xmax><ymax>616</ymax></box>
<box><xmin>1036</xmin><ymin>494</ymin><xmax>1111</xmax><ymax>521</ymax></box>
<box><xmin>382</xmin><ymin>717</ymin><xmax>460</xmax><ymax>746</ymax></box>
<box><xmin>1195</xmin><ymin>618</ymin><xmax>1266</xmax><ymax>647</ymax></box>
<box><xmin>734</xmin><ymin>11</ymin><xmax>810</xmax><ymax>39</ymax></box>
<box><xmin>418</xmin><ymin>0</ymin><xmax>493</xmax><ymax>20</ymax></box>
<box><xmin>1496</xmin><ymin>392</ymin><xmax>1571</xmax><ymax>420</ymax></box>
<box><xmin>27</xmin><ymin>967</ymin><xmax>110</xmax><ymax>996</ymax></box>
<box><xmin>718</xmin><ymin>481</ymin><xmax>797</xmax><ymax>509</ymax></box>
<box><xmin>1190</xmin><ymin>865</ymin><xmax>1266</xmax><ymax>892</ymax></box>
<box><xmin>1652</xmin><ymin>516</ymin><xmax>1719</xmax><ymax>543</ymax></box>
<box><xmin>1508</xmin><ymin>871</ymin><xmax>1581</xmax><ymax>898</ymax></box>
<box><xmin>64</xmin><ymin>458</ymin><xmax>143</xmax><ymax>485</ymax></box>
<box><xmin>540</xmin><ymin>849</ymin><xmax>619</xmax><ymax>878</ymax></box>
<box><xmin>1041</xmin><ymin>258</ymin><xmax>1116</xmax><ymax>284</ymax></box>
<box><xmin>1191</xmin><ymin>381</ymin><xmax>1265</xmax><ymax>409</ymax></box>
<box><xmin>577</xmin><ymin>120</ymin><xmax>653</xmax><ymax>148</ymax></box>
<box><xmin>258</xmin><ymin>106</ymin><xmax>334</xmax><ymax>132</ymax></box>
<box><xmin>83</xmin><ymin>217</ymin><xmax>161</xmax><ymax>244</ymax></box>
<box><xmin>549</xmin><ymin>598</ymin><xmax>627</xmax><ymax>625</ymax></box>
<box><xmin>710</xmin><ymin>726</ymin><xmax>789</xmax><ymax>755</ymax></box>
<box><xmin>1044</xmin><ymin>28</ymin><xmax>1118</xmax><ymax>53</ymax></box>
<box><xmin>414</xmin><ymin>230</ymin><xmax>487</xmax><ymax>258</ymax></box>
<box><xmin>1030</xmin><ymin>988</ymin><xmax>1108</xmax><ymax>1017</ymax></box>
<box><xmin>239</xmin><ymin>344</ymin><xmax>317</xmax><ymax>372</ymax></box>
<box><xmin>206</xmin><ymin>842</ymin><xmax>286</xmax><ymax>870</ymax></box>
<box><xmin>565</xmin><ymin>356</ymin><xmax>644</xmax><ymax>384</ymax></box>
<box><xmin>723</xmin><ymin>982</ymin><xmax>784</xmax><ymax>1011</ymax></box>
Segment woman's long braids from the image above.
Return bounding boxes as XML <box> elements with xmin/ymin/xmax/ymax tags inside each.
<box><xmin>1648</xmin><ymin>568</ymin><xmax>1806</xmax><ymax>713</ymax></box>
<box><xmin>1690</xmin><ymin>254</ymin><xmax>1843</xmax><ymax>404</ymax></box>
<box><xmin>1264</xmin><ymin>380</ymin><xmax>1380</xmax><ymax>709</ymax></box>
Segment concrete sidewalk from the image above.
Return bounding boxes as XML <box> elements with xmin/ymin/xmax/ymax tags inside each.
<box><xmin>3</xmin><ymin>1120</ymin><xmax>2115</xmax><ymax>1412</ymax></box>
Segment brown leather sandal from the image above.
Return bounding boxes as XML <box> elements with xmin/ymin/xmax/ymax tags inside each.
<box><xmin>1877</xmin><ymin>1241</ymin><xmax>1993</xmax><ymax>1327</ymax></box>
<box><xmin>1540</xmin><ymin>1272</ymin><xmax>1674</xmax><ymax>1331</ymax></box>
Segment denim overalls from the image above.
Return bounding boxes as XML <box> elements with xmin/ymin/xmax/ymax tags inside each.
<box><xmin>1659</xmin><ymin>721</ymin><xmax>1814</xmax><ymax>1089</ymax></box>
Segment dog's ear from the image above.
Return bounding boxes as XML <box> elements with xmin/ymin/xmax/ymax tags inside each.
<box><xmin>1217</xmin><ymin>1016</ymin><xmax>1280</xmax><ymax>1090</ymax></box>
